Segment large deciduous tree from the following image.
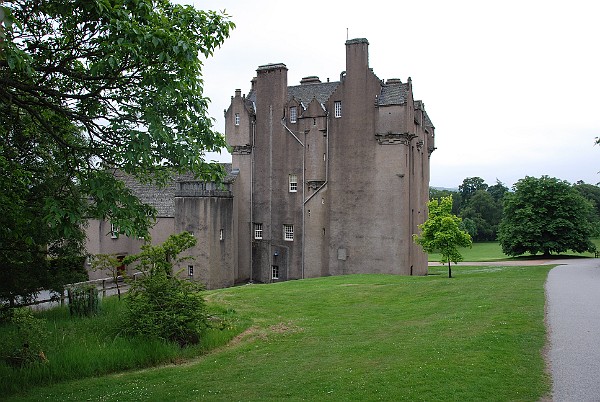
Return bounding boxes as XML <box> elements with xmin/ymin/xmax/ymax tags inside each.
<box><xmin>573</xmin><ymin>181</ymin><xmax>600</xmax><ymax>236</ymax></box>
<box><xmin>498</xmin><ymin>176</ymin><xmax>596</xmax><ymax>257</ymax></box>
<box><xmin>0</xmin><ymin>0</ymin><xmax>234</xmax><ymax>304</ymax></box>
<box><xmin>458</xmin><ymin>177</ymin><xmax>488</xmax><ymax>208</ymax></box>
<box><xmin>460</xmin><ymin>189</ymin><xmax>503</xmax><ymax>241</ymax></box>
<box><xmin>414</xmin><ymin>196</ymin><xmax>472</xmax><ymax>278</ymax></box>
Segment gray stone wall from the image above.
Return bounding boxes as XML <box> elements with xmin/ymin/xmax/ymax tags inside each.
<box><xmin>174</xmin><ymin>195</ymin><xmax>235</xmax><ymax>290</ymax></box>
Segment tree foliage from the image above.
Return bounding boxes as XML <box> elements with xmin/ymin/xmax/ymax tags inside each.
<box><xmin>573</xmin><ymin>181</ymin><xmax>600</xmax><ymax>236</ymax></box>
<box><xmin>0</xmin><ymin>0</ymin><xmax>234</xmax><ymax>301</ymax></box>
<box><xmin>460</xmin><ymin>189</ymin><xmax>503</xmax><ymax>241</ymax></box>
<box><xmin>498</xmin><ymin>176</ymin><xmax>596</xmax><ymax>257</ymax></box>
<box><xmin>458</xmin><ymin>177</ymin><xmax>488</xmax><ymax>208</ymax></box>
<box><xmin>433</xmin><ymin>178</ymin><xmax>507</xmax><ymax>242</ymax></box>
<box><xmin>414</xmin><ymin>196</ymin><xmax>472</xmax><ymax>278</ymax></box>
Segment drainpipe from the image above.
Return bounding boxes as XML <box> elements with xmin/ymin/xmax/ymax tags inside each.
<box><xmin>250</xmin><ymin>119</ymin><xmax>255</xmax><ymax>283</ymax></box>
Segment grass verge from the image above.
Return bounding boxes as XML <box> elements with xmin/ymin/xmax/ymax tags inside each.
<box><xmin>9</xmin><ymin>264</ymin><xmax>552</xmax><ymax>401</ymax></box>
<box><xmin>428</xmin><ymin>239</ymin><xmax>600</xmax><ymax>262</ymax></box>
<box><xmin>0</xmin><ymin>297</ymin><xmax>249</xmax><ymax>396</ymax></box>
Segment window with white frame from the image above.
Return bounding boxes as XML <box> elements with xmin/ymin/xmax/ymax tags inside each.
<box><xmin>283</xmin><ymin>224</ymin><xmax>294</xmax><ymax>241</ymax></box>
<box><xmin>235</xmin><ymin>113</ymin><xmax>240</xmax><ymax>125</ymax></box>
<box><xmin>334</xmin><ymin>101</ymin><xmax>342</xmax><ymax>118</ymax></box>
<box><xmin>289</xmin><ymin>106</ymin><xmax>297</xmax><ymax>123</ymax></box>
<box><xmin>289</xmin><ymin>174</ymin><xmax>298</xmax><ymax>192</ymax></box>
<box><xmin>110</xmin><ymin>223</ymin><xmax>118</xmax><ymax>239</ymax></box>
<box><xmin>272</xmin><ymin>265</ymin><xmax>279</xmax><ymax>280</ymax></box>
<box><xmin>254</xmin><ymin>223</ymin><xmax>263</xmax><ymax>239</ymax></box>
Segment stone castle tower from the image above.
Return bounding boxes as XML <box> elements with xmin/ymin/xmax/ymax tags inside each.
<box><xmin>225</xmin><ymin>38</ymin><xmax>435</xmax><ymax>283</ymax></box>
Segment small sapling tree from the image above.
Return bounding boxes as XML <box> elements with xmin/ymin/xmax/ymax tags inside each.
<box><xmin>91</xmin><ymin>254</ymin><xmax>126</xmax><ymax>300</ymax></box>
<box><xmin>414</xmin><ymin>196</ymin><xmax>473</xmax><ymax>278</ymax></box>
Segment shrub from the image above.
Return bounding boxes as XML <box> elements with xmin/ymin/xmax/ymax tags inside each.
<box><xmin>120</xmin><ymin>232</ymin><xmax>207</xmax><ymax>347</ymax></box>
<box><xmin>123</xmin><ymin>272</ymin><xmax>207</xmax><ymax>347</ymax></box>
<box><xmin>68</xmin><ymin>284</ymin><xmax>100</xmax><ymax>317</ymax></box>
<box><xmin>0</xmin><ymin>308</ymin><xmax>48</xmax><ymax>367</ymax></box>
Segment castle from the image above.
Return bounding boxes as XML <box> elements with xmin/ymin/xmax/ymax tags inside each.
<box><xmin>86</xmin><ymin>39</ymin><xmax>435</xmax><ymax>288</ymax></box>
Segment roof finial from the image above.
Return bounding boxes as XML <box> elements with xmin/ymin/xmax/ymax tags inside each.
<box><xmin>346</xmin><ymin>28</ymin><xmax>348</xmax><ymax>41</ymax></box>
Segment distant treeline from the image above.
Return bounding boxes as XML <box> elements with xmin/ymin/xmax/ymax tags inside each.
<box><xmin>430</xmin><ymin>177</ymin><xmax>600</xmax><ymax>242</ymax></box>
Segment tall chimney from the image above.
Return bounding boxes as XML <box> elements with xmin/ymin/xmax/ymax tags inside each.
<box><xmin>345</xmin><ymin>38</ymin><xmax>369</xmax><ymax>78</ymax></box>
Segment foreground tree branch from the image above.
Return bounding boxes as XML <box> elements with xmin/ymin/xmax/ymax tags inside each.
<box><xmin>0</xmin><ymin>0</ymin><xmax>234</xmax><ymax>304</ymax></box>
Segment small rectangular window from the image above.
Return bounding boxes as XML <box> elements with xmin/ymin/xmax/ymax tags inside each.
<box><xmin>235</xmin><ymin>113</ymin><xmax>240</xmax><ymax>125</ymax></box>
<box><xmin>289</xmin><ymin>174</ymin><xmax>298</xmax><ymax>192</ymax></box>
<box><xmin>188</xmin><ymin>265</ymin><xmax>194</xmax><ymax>277</ymax></box>
<box><xmin>110</xmin><ymin>223</ymin><xmax>118</xmax><ymax>239</ymax></box>
<box><xmin>283</xmin><ymin>224</ymin><xmax>294</xmax><ymax>241</ymax></box>
<box><xmin>219</xmin><ymin>228</ymin><xmax>224</xmax><ymax>241</ymax></box>
<box><xmin>334</xmin><ymin>101</ymin><xmax>342</xmax><ymax>118</ymax></box>
<box><xmin>254</xmin><ymin>223</ymin><xmax>263</xmax><ymax>240</ymax></box>
<box><xmin>272</xmin><ymin>265</ymin><xmax>279</xmax><ymax>280</ymax></box>
<box><xmin>289</xmin><ymin>106</ymin><xmax>297</xmax><ymax>123</ymax></box>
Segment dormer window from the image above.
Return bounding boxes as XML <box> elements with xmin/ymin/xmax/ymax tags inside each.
<box><xmin>235</xmin><ymin>113</ymin><xmax>240</xmax><ymax>125</ymax></box>
<box><xmin>289</xmin><ymin>106</ymin><xmax>297</xmax><ymax>123</ymax></box>
<box><xmin>334</xmin><ymin>101</ymin><xmax>342</xmax><ymax>118</ymax></box>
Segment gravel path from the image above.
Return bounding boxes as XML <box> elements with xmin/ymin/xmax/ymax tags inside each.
<box><xmin>546</xmin><ymin>259</ymin><xmax>600</xmax><ymax>401</ymax></box>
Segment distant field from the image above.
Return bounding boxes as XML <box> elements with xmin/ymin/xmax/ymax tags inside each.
<box><xmin>11</xmin><ymin>265</ymin><xmax>552</xmax><ymax>401</ymax></box>
<box><xmin>427</xmin><ymin>239</ymin><xmax>600</xmax><ymax>262</ymax></box>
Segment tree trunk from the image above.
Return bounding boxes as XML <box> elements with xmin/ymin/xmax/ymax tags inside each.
<box><xmin>448</xmin><ymin>260</ymin><xmax>452</xmax><ymax>278</ymax></box>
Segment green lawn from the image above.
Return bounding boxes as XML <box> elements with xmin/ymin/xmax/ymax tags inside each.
<box><xmin>9</xmin><ymin>264</ymin><xmax>552</xmax><ymax>401</ymax></box>
<box><xmin>428</xmin><ymin>239</ymin><xmax>600</xmax><ymax>262</ymax></box>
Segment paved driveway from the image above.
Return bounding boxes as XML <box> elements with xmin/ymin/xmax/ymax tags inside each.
<box><xmin>546</xmin><ymin>259</ymin><xmax>600</xmax><ymax>401</ymax></box>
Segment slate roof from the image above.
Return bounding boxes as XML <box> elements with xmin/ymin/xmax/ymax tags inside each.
<box><xmin>288</xmin><ymin>81</ymin><xmax>340</xmax><ymax>106</ymax></box>
<box><xmin>414</xmin><ymin>100</ymin><xmax>435</xmax><ymax>129</ymax></box>
<box><xmin>245</xmin><ymin>90</ymin><xmax>256</xmax><ymax>114</ymax></box>
<box><xmin>245</xmin><ymin>76</ymin><xmax>429</xmax><ymax>127</ymax></box>
<box><xmin>245</xmin><ymin>82</ymin><xmax>340</xmax><ymax>113</ymax></box>
<box><xmin>113</xmin><ymin>164</ymin><xmax>234</xmax><ymax>218</ymax></box>
<box><xmin>378</xmin><ymin>82</ymin><xmax>409</xmax><ymax>106</ymax></box>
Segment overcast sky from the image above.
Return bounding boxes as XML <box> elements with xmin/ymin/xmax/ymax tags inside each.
<box><xmin>181</xmin><ymin>0</ymin><xmax>599</xmax><ymax>189</ymax></box>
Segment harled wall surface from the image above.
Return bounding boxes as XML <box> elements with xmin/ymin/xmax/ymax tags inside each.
<box><xmin>225</xmin><ymin>38</ymin><xmax>435</xmax><ymax>282</ymax></box>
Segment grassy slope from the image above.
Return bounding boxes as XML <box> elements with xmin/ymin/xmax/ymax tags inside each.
<box><xmin>11</xmin><ymin>264</ymin><xmax>551</xmax><ymax>401</ymax></box>
<box><xmin>0</xmin><ymin>298</ymin><xmax>246</xmax><ymax>395</ymax></box>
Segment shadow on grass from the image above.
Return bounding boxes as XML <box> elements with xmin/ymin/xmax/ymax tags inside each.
<box><xmin>509</xmin><ymin>254</ymin><xmax>594</xmax><ymax>261</ymax></box>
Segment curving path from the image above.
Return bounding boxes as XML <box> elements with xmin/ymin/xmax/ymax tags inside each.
<box><xmin>546</xmin><ymin>258</ymin><xmax>600</xmax><ymax>401</ymax></box>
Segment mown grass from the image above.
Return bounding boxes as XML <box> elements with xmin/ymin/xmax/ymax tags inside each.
<box><xmin>9</xmin><ymin>264</ymin><xmax>552</xmax><ymax>401</ymax></box>
<box><xmin>428</xmin><ymin>238</ymin><xmax>600</xmax><ymax>262</ymax></box>
<box><xmin>0</xmin><ymin>297</ymin><xmax>249</xmax><ymax>396</ymax></box>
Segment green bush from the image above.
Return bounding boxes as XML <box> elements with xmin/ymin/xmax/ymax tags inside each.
<box><xmin>0</xmin><ymin>308</ymin><xmax>48</xmax><ymax>367</ymax></box>
<box><xmin>124</xmin><ymin>273</ymin><xmax>207</xmax><ymax>347</ymax></box>
<box><xmin>68</xmin><ymin>284</ymin><xmax>100</xmax><ymax>317</ymax></box>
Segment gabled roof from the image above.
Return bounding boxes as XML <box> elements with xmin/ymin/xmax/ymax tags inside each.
<box><xmin>288</xmin><ymin>81</ymin><xmax>340</xmax><ymax>106</ymax></box>
<box><xmin>245</xmin><ymin>82</ymin><xmax>339</xmax><ymax>114</ymax></box>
